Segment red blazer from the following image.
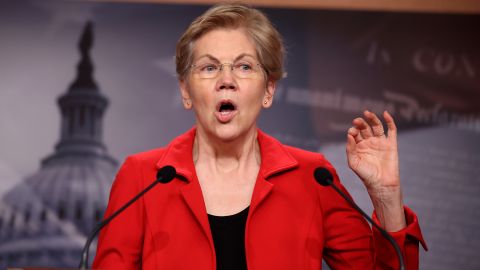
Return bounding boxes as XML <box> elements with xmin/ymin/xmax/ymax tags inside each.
<box><xmin>93</xmin><ymin>128</ymin><xmax>427</xmax><ymax>270</ymax></box>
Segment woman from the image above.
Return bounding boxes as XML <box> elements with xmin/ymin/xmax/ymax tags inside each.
<box><xmin>93</xmin><ymin>3</ymin><xmax>426</xmax><ymax>270</ymax></box>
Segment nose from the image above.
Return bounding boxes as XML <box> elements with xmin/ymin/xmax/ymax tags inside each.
<box><xmin>218</xmin><ymin>64</ymin><xmax>236</xmax><ymax>91</ymax></box>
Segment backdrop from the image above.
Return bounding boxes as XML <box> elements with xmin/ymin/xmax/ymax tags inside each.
<box><xmin>0</xmin><ymin>0</ymin><xmax>479</xmax><ymax>269</ymax></box>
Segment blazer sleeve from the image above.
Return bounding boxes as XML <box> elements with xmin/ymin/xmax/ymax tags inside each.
<box><xmin>320</xmin><ymin>164</ymin><xmax>427</xmax><ymax>270</ymax></box>
<box><xmin>372</xmin><ymin>206</ymin><xmax>428</xmax><ymax>270</ymax></box>
<box><xmin>92</xmin><ymin>156</ymin><xmax>145</xmax><ymax>270</ymax></box>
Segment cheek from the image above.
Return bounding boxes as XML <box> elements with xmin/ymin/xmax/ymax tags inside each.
<box><xmin>189</xmin><ymin>84</ymin><xmax>215</xmax><ymax>107</ymax></box>
<box><xmin>246</xmin><ymin>82</ymin><xmax>267</xmax><ymax>102</ymax></box>
<box><xmin>192</xmin><ymin>96</ymin><xmax>214</xmax><ymax>118</ymax></box>
<box><xmin>244</xmin><ymin>94</ymin><xmax>263</xmax><ymax>107</ymax></box>
<box><xmin>240</xmin><ymin>84</ymin><xmax>266</xmax><ymax>112</ymax></box>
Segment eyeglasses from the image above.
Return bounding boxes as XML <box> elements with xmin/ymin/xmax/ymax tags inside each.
<box><xmin>190</xmin><ymin>61</ymin><xmax>264</xmax><ymax>79</ymax></box>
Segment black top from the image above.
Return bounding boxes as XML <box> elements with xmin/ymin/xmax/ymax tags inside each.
<box><xmin>208</xmin><ymin>207</ymin><xmax>249</xmax><ymax>270</ymax></box>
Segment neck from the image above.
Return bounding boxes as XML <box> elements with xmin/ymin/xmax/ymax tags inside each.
<box><xmin>193</xmin><ymin>126</ymin><xmax>261</xmax><ymax>173</ymax></box>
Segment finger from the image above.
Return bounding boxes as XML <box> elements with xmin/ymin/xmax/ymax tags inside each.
<box><xmin>352</xmin><ymin>117</ymin><xmax>373</xmax><ymax>139</ymax></box>
<box><xmin>383</xmin><ymin>111</ymin><xmax>397</xmax><ymax>140</ymax></box>
<box><xmin>346</xmin><ymin>134</ymin><xmax>357</xmax><ymax>167</ymax></box>
<box><xmin>364</xmin><ymin>110</ymin><xmax>385</xmax><ymax>137</ymax></box>
<box><xmin>348</xmin><ymin>126</ymin><xmax>364</xmax><ymax>143</ymax></box>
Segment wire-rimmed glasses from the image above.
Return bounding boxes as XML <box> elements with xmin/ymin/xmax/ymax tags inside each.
<box><xmin>190</xmin><ymin>61</ymin><xmax>264</xmax><ymax>79</ymax></box>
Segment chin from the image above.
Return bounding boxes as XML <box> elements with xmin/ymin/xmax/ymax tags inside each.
<box><xmin>212</xmin><ymin>123</ymin><xmax>254</xmax><ymax>142</ymax></box>
<box><xmin>213</xmin><ymin>125</ymin><xmax>241</xmax><ymax>141</ymax></box>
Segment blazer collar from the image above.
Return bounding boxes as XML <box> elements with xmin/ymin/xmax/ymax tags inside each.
<box><xmin>152</xmin><ymin>127</ymin><xmax>299</xmax><ymax>252</ymax></box>
<box><xmin>155</xmin><ymin>127</ymin><xmax>197</xmax><ymax>181</ymax></box>
<box><xmin>256</xmin><ymin>129</ymin><xmax>299</xmax><ymax>179</ymax></box>
<box><xmin>155</xmin><ymin>127</ymin><xmax>299</xmax><ymax>181</ymax></box>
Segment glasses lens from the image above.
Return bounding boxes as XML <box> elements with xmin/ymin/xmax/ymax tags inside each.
<box><xmin>192</xmin><ymin>61</ymin><xmax>262</xmax><ymax>79</ymax></box>
<box><xmin>232</xmin><ymin>62</ymin><xmax>258</xmax><ymax>78</ymax></box>
<box><xmin>193</xmin><ymin>62</ymin><xmax>219</xmax><ymax>78</ymax></box>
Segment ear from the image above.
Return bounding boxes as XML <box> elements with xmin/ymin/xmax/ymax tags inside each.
<box><xmin>179</xmin><ymin>79</ymin><xmax>193</xmax><ymax>110</ymax></box>
<box><xmin>262</xmin><ymin>79</ymin><xmax>276</xmax><ymax>108</ymax></box>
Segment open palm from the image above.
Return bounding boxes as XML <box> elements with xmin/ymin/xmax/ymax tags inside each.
<box><xmin>346</xmin><ymin>111</ymin><xmax>400</xmax><ymax>192</ymax></box>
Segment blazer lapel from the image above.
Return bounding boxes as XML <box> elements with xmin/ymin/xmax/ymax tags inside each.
<box><xmin>151</xmin><ymin>127</ymin><xmax>299</xmax><ymax>252</ymax></box>
<box><xmin>154</xmin><ymin>127</ymin><xmax>213</xmax><ymax>249</ymax></box>
<box><xmin>249</xmin><ymin>129</ymin><xmax>299</xmax><ymax>215</ymax></box>
<box><xmin>180</xmin><ymin>181</ymin><xmax>213</xmax><ymax>243</ymax></box>
<box><xmin>249</xmin><ymin>176</ymin><xmax>274</xmax><ymax>214</ymax></box>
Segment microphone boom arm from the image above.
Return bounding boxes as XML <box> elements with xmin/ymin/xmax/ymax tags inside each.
<box><xmin>314</xmin><ymin>167</ymin><xmax>404</xmax><ymax>270</ymax></box>
<box><xmin>328</xmin><ymin>182</ymin><xmax>405</xmax><ymax>270</ymax></box>
<box><xmin>79</xmin><ymin>165</ymin><xmax>176</xmax><ymax>270</ymax></box>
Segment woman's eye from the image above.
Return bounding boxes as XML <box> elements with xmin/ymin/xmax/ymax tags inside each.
<box><xmin>201</xmin><ymin>65</ymin><xmax>217</xmax><ymax>72</ymax></box>
<box><xmin>237</xmin><ymin>63</ymin><xmax>252</xmax><ymax>71</ymax></box>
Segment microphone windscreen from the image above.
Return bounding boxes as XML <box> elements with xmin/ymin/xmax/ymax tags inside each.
<box><xmin>157</xmin><ymin>165</ymin><xmax>177</xmax><ymax>183</ymax></box>
<box><xmin>314</xmin><ymin>167</ymin><xmax>333</xmax><ymax>186</ymax></box>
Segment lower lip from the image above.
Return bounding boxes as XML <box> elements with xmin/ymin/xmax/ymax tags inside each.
<box><xmin>215</xmin><ymin>110</ymin><xmax>237</xmax><ymax>123</ymax></box>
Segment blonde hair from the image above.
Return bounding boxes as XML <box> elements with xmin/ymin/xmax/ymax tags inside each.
<box><xmin>175</xmin><ymin>2</ymin><xmax>285</xmax><ymax>81</ymax></box>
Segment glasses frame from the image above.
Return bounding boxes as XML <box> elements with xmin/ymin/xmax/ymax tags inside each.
<box><xmin>189</xmin><ymin>61</ymin><xmax>265</xmax><ymax>79</ymax></box>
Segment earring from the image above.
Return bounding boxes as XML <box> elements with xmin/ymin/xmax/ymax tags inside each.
<box><xmin>185</xmin><ymin>100</ymin><xmax>191</xmax><ymax>106</ymax></box>
<box><xmin>264</xmin><ymin>100</ymin><xmax>268</xmax><ymax>105</ymax></box>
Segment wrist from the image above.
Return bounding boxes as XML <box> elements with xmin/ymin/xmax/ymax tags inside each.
<box><xmin>368</xmin><ymin>187</ymin><xmax>406</xmax><ymax>232</ymax></box>
<box><xmin>367</xmin><ymin>185</ymin><xmax>402</xmax><ymax>204</ymax></box>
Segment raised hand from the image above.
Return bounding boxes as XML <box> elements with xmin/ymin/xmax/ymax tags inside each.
<box><xmin>346</xmin><ymin>110</ymin><xmax>406</xmax><ymax>231</ymax></box>
<box><xmin>346</xmin><ymin>110</ymin><xmax>399</xmax><ymax>191</ymax></box>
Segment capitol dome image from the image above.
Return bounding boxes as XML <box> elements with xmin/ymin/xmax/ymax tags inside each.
<box><xmin>0</xmin><ymin>22</ymin><xmax>118</xmax><ymax>268</ymax></box>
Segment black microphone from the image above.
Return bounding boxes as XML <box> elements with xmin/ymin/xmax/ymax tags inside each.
<box><xmin>313</xmin><ymin>167</ymin><xmax>405</xmax><ymax>270</ymax></box>
<box><xmin>79</xmin><ymin>165</ymin><xmax>177</xmax><ymax>270</ymax></box>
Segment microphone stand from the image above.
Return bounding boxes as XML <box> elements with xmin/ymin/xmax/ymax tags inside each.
<box><xmin>314</xmin><ymin>167</ymin><xmax>405</xmax><ymax>270</ymax></box>
<box><xmin>78</xmin><ymin>165</ymin><xmax>176</xmax><ymax>270</ymax></box>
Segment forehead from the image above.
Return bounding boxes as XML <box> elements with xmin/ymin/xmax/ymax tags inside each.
<box><xmin>193</xmin><ymin>28</ymin><xmax>257</xmax><ymax>60</ymax></box>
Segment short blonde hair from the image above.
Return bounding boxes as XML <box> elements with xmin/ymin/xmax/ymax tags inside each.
<box><xmin>175</xmin><ymin>2</ymin><xmax>285</xmax><ymax>81</ymax></box>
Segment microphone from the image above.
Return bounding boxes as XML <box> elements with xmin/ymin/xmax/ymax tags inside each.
<box><xmin>313</xmin><ymin>167</ymin><xmax>404</xmax><ymax>270</ymax></box>
<box><xmin>79</xmin><ymin>165</ymin><xmax>177</xmax><ymax>270</ymax></box>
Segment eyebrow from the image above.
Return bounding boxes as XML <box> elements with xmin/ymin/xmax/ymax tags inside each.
<box><xmin>194</xmin><ymin>53</ymin><xmax>257</xmax><ymax>63</ymax></box>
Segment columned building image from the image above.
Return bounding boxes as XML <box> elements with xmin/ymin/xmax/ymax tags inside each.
<box><xmin>0</xmin><ymin>22</ymin><xmax>117</xmax><ymax>268</ymax></box>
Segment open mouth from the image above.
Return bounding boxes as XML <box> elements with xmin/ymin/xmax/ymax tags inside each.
<box><xmin>217</xmin><ymin>100</ymin><xmax>237</xmax><ymax>113</ymax></box>
<box><xmin>215</xmin><ymin>100</ymin><xmax>238</xmax><ymax>123</ymax></box>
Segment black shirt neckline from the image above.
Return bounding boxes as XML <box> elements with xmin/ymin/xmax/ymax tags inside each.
<box><xmin>207</xmin><ymin>206</ymin><xmax>250</xmax><ymax>270</ymax></box>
